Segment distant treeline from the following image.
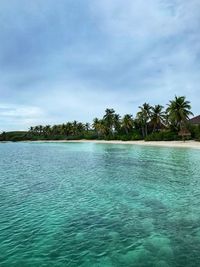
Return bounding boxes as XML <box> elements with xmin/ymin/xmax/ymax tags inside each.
<box><xmin>1</xmin><ymin>96</ymin><xmax>200</xmax><ymax>142</ymax></box>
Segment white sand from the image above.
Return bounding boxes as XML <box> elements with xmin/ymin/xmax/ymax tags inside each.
<box><xmin>32</xmin><ymin>140</ymin><xmax>200</xmax><ymax>149</ymax></box>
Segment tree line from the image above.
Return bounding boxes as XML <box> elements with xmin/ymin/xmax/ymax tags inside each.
<box><xmin>1</xmin><ymin>96</ymin><xmax>200</xmax><ymax>141</ymax></box>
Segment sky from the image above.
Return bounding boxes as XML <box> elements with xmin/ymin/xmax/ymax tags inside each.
<box><xmin>0</xmin><ymin>0</ymin><xmax>200</xmax><ymax>131</ymax></box>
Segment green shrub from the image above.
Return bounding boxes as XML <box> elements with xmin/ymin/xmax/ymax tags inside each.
<box><xmin>83</xmin><ymin>133</ymin><xmax>98</xmax><ymax>140</ymax></box>
<box><xmin>189</xmin><ymin>125</ymin><xmax>200</xmax><ymax>140</ymax></box>
<box><xmin>0</xmin><ymin>131</ymin><xmax>28</xmax><ymax>141</ymax></box>
<box><xmin>131</xmin><ymin>133</ymin><xmax>143</xmax><ymax>140</ymax></box>
<box><xmin>120</xmin><ymin>135</ymin><xmax>131</xmax><ymax>141</ymax></box>
<box><xmin>145</xmin><ymin>131</ymin><xmax>180</xmax><ymax>141</ymax></box>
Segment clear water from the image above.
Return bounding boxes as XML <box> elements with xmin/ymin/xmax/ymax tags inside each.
<box><xmin>0</xmin><ymin>142</ymin><xmax>200</xmax><ymax>267</ymax></box>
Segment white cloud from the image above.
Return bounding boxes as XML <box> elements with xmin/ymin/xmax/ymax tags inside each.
<box><xmin>0</xmin><ymin>0</ymin><xmax>199</xmax><ymax>130</ymax></box>
<box><xmin>91</xmin><ymin>0</ymin><xmax>200</xmax><ymax>39</ymax></box>
<box><xmin>0</xmin><ymin>104</ymin><xmax>45</xmax><ymax>131</ymax></box>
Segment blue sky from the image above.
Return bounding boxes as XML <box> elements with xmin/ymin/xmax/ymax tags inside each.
<box><xmin>0</xmin><ymin>0</ymin><xmax>200</xmax><ymax>131</ymax></box>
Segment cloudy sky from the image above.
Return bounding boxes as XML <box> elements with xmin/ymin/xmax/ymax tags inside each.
<box><xmin>0</xmin><ymin>0</ymin><xmax>199</xmax><ymax>131</ymax></box>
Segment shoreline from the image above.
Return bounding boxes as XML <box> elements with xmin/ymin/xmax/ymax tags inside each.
<box><xmin>23</xmin><ymin>140</ymin><xmax>200</xmax><ymax>150</ymax></box>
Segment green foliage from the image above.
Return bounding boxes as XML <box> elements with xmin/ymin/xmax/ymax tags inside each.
<box><xmin>136</xmin><ymin>102</ymin><xmax>152</xmax><ymax>137</ymax></box>
<box><xmin>188</xmin><ymin>124</ymin><xmax>200</xmax><ymax>140</ymax></box>
<box><xmin>0</xmin><ymin>131</ymin><xmax>28</xmax><ymax>141</ymax></box>
<box><xmin>0</xmin><ymin>96</ymin><xmax>198</xmax><ymax>142</ymax></box>
<box><xmin>150</xmin><ymin>105</ymin><xmax>166</xmax><ymax>131</ymax></box>
<box><xmin>145</xmin><ymin>131</ymin><xmax>180</xmax><ymax>141</ymax></box>
<box><xmin>166</xmin><ymin>96</ymin><xmax>193</xmax><ymax>131</ymax></box>
<box><xmin>132</xmin><ymin>132</ymin><xmax>143</xmax><ymax>140</ymax></box>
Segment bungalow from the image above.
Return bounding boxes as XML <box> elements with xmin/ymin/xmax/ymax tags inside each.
<box><xmin>189</xmin><ymin>115</ymin><xmax>200</xmax><ymax>125</ymax></box>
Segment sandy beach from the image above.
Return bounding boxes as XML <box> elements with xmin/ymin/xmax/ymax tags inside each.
<box><xmin>32</xmin><ymin>140</ymin><xmax>200</xmax><ymax>149</ymax></box>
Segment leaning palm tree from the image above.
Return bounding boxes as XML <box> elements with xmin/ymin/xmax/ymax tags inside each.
<box><xmin>103</xmin><ymin>108</ymin><xmax>116</xmax><ymax>136</ymax></box>
<box><xmin>92</xmin><ymin>118</ymin><xmax>106</xmax><ymax>138</ymax></box>
<box><xmin>137</xmin><ymin>103</ymin><xmax>152</xmax><ymax>137</ymax></box>
<box><xmin>166</xmin><ymin>96</ymin><xmax>193</xmax><ymax>131</ymax></box>
<box><xmin>122</xmin><ymin>114</ymin><xmax>134</xmax><ymax>134</ymax></box>
<box><xmin>93</xmin><ymin>118</ymin><xmax>100</xmax><ymax>133</ymax></box>
<box><xmin>151</xmin><ymin>105</ymin><xmax>166</xmax><ymax>132</ymax></box>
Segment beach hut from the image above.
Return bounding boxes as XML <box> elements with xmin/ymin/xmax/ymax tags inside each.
<box><xmin>189</xmin><ymin>115</ymin><xmax>200</xmax><ymax>125</ymax></box>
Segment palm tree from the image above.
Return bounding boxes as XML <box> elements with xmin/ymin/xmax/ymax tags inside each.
<box><xmin>60</xmin><ymin>124</ymin><xmax>66</xmax><ymax>135</ymax></box>
<box><xmin>85</xmin><ymin>123</ymin><xmax>90</xmax><ymax>132</ymax></box>
<box><xmin>34</xmin><ymin>126</ymin><xmax>40</xmax><ymax>135</ymax></box>
<box><xmin>151</xmin><ymin>105</ymin><xmax>166</xmax><ymax>132</ymax></box>
<box><xmin>122</xmin><ymin>114</ymin><xmax>134</xmax><ymax>134</ymax></box>
<box><xmin>93</xmin><ymin>118</ymin><xmax>100</xmax><ymax>133</ymax></box>
<box><xmin>29</xmin><ymin>126</ymin><xmax>35</xmax><ymax>136</ymax></box>
<box><xmin>113</xmin><ymin>114</ymin><xmax>121</xmax><ymax>134</ymax></box>
<box><xmin>65</xmin><ymin>122</ymin><xmax>73</xmax><ymax>136</ymax></box>
<box><xmin>43</xmin><ymin>125</ymin><xmax>51</xmax><ymax>136</ymax></box>
<box><xmin>52</xmin><ymin>125</ymin><xmax>59</xmax><ymax>135</ymax></box>
<box><xmin>38</xmin><ymin>125</ymin><xmax>44</xmax><ymax>135</ymax></box>
<box><xmin>103</xmin><ymin>108</ymin><xmax>116</xmax><ymax>136</ymax></box>
<box><xmin>77</xmin><ymin>122</ymin><xmax>85</xmax><ymax>134</ymax></box>
<box><xmin>166</xmin><ymin>96</ymin><xmax>193</xmax><ymax>131</ymax></box>
<box><xmin>72</xmin><ymin>120</ymin><xmax>78</xmax><ymax>135</ymax></box>
<box><xmin>136</xmin><ymin>103</ymin><xmax>152</xmax><ymax>137</ymax></box>
<box><xmin>29</xmin><ymin>126</ymin><xmax>34</xmax><ymax>132</ymax></box>
<box><xmin>92</xmin><ymin>118</ymin><xmax>106</xmax><ymax>138</ymax></box>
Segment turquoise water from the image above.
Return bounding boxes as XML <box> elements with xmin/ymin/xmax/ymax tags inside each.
<box><xmin>0</xmin><ymin>142</ymin><xmax>200</xmax><ymax>267</ymax></box>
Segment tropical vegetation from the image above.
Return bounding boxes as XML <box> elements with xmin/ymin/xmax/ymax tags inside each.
<box><xmin>0</xmin><ymin>96</ymin><xmax>199</xmax><ymax>142</ymax></box>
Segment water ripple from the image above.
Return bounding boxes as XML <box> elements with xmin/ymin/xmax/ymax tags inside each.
<box><xmin>0</xmin><ymin>142</ymin><xmax>200</xmax><ymax>266</ymax></box>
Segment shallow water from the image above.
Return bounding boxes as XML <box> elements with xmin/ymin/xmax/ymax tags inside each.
<box><xmin>0</xmin><ymin>142</ymin><xmax>200</xmax><ymax>267</ymax></box>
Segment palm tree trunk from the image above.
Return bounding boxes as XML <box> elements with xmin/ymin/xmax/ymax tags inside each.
<box><xmin>145</xmin><ymin>124</ymin><xmax>148</xmax><ymax>137</ymax></box>
<box><xmin>141</xmin><ymin>127</ymin><xmax>145</xmax><ymax>138</ymax></box>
